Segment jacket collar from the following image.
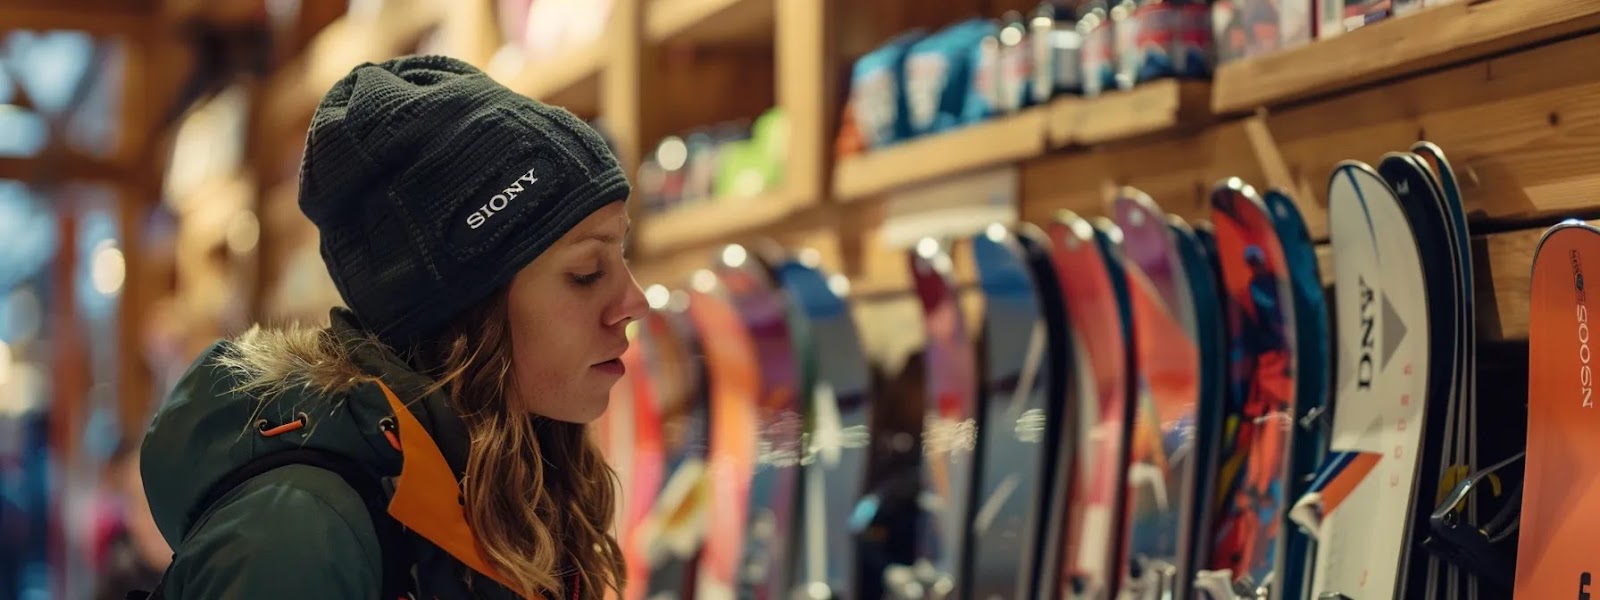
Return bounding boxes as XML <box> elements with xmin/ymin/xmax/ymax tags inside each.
<box><xmin>328</xmin><ymin>308</ymin><xmax>529</xmax><ymax>597</ymax></box>
<box><xmin>376</xmin><ymin>379</ymin><xmax>526</xmax><ymax>595</ymax></box>
<box><xmin>329</xmin><ymin>308</ymin><xmax>473</xmax><ymax>478</ymax></box>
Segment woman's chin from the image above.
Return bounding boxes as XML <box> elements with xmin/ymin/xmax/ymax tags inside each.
<box><xmin>535</xmin><ymin>395</ymin><xmax>611</xmax><ymax>424</ymax></box>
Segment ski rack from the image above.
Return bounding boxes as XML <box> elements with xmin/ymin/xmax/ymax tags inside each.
<box><xmin>1241</xmin><ymin>108</ymin><xmax>1318</xmax><ymax>212</ymax></box>
<box><xmin>1421</xmin><ymin>451</ymin><xmax>1525</xmax><ymax>593</ymax></box>
<box><xmin>1192</xmin><ymin>569</ymin><xmax>1273</xmax><ymax>600</ymax></box>
<box><xmin>880</xmin><ymin>559</ymin><xmax>956</xmax><ymax>600</ymax></box>
<box><xmin>1122</xmin><ymin>557</ymin><xmax>1180</xmax><ymax>600</ymax></box>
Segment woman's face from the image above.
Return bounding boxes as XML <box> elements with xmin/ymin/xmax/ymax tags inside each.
<box><xmin>506</xmin><ymin>202</ymin><xmax>647</xmax><ymax>423</ymax></box>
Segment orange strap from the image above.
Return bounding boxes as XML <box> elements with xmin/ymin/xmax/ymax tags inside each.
<box><xmin>375</xmin><ymin>381</ymin><xmax>528</xmax><ymax>597</ymax></box>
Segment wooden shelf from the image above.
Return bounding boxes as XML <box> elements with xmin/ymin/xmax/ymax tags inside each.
<box><xmin>833</xmin><ymin>107</ymin><xmax>1049</xmax><ymax>203</ymax></box>
<box><xmin>496</xmin><ymin>41</ymin><xmax>606</xmax><ymax>115</ymax></box>
<box><xmin>1212</xmin><ymin>0</ymin><xmax>1600</xmax><ymax>114</ymax></box>
<box><xmin>1024</xmin><ymin>29</ymin><xmax>1600</xmax><ymax>243</ymax></box>
<box><xmin>631</xmin><ymin>186</ymin><xmax>809</xmax><ymax>257</ymax></box>
<box><xmin>1049</xmin><ymin>79</ymin><xmax>1213</xmax><ymax>147</ymax></box>
<box><xmin>647</xmin><ymin>0</ymin><xmax>775</xmax><ymax>46</ymax></box>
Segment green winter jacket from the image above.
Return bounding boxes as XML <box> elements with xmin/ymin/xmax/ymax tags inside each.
<box><xmin>139</xmin><ymin>309</ymin><xmax>568</xmax><ymax>600</ymax></box>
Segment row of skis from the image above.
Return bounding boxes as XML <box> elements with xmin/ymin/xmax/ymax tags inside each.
<box><xmin>608</xmin><ymin>141</ymin><xmax>1529</xmax><ymax>600</ymax></box>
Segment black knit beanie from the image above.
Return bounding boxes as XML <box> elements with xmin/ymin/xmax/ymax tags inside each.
<box><xmin>297</xmin><ymin>55</ymin><xmax>630</xmax><ymax>348</ymax></box>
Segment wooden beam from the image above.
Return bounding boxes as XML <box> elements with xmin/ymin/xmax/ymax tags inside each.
<box><xmin>776</xmin><ymin>0</ymin><xmax>833</xmax><ymax>205</ymax></box>
<box><xmin>648</xmin><ymin>0</ymin><xmax>776</xmax><ymax>46</ymax></box>
<box><xmin>605</xmin><ymin>0</ymin><xmax>647</xmax><ymax>258</ymax></box>
<box><xmin>0</xmin><ymin>155</ymin><xmax>133</xmax><ymax>183</ymax></box>
<box><xmin>0</xmin><ymin>5</ymin><xmax>155</xmax><ymax>35</ymax></box>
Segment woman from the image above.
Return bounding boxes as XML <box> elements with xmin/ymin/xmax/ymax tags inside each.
<box><xmin>137</xmin><ymin>55</ymin><xmax>648</xmax><ymax>600</ymax></box>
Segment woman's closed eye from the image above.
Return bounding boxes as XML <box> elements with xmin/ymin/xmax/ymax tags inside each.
<box><xmin>571</xmin><ymin>271</ymin><xmax>605</xmax><ymax>286</ymax></box>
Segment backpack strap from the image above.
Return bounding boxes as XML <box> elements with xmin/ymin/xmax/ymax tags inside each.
<box><xmin>128</xmin><ymin>448</ymin><xmax>416</xmax><ymax>600</ymax></box>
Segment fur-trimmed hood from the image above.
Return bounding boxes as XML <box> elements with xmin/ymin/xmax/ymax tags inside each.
<box><xmin>138</xmin><ymin>308</ymin><xmax>524</xmax><ymax>598</ymax></box>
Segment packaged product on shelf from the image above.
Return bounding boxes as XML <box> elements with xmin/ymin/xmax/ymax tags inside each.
<box><xmin>906</xmin><ymin>19</ymin><xmax>993</xmax><ymax>136</ymax></box>
<box><xmin>635</xmin><ymin>157</ymin><xmax>669</xmax><ymax>215</ymax></box>
<box><xmin>1131</xmin><ymin>0</ymin><xmax>1177</xmax><ymax>83</ymax></box>
<box><xmin>849</xmin><ymin>30</ymin><xmax>927</xmax><ymax>150</ymax></box>
<box><xmin>1211</xmin><ymin>0</ymin><xmax>1279</xmax><ymax>64</ymax></box>
<box><xmin>996</xmin><ymin>12</ymin><xmax>1035</xmax><ymax>113</ymax></box>
<box><xmin>1079</xmin><ymin>1</ymin><xmax>1116</xmax><ymax>97</ymax></box>
<box><xmin>636</xmin><ymin>108</ymin><xmax>788</xmax><ymax>215</ymax></box>
<box><xmin>1280</xmin><ymin>0</ymin><xmax>1315</xmax><ymax>48</ymax></box>
<box><xmin>965</xmin><ymin>25</ymin><xmax>1005</xmax><ymax>122</ymax></box>
<box><xmin>712</xmin><ymin>110</ymin><xmax>788</xmax><ymax>201</ymax></box>
<box><xmin>637</xmin><ymin>135</ymin><xmax>688</xmax><ymax>215</ymax></box>
<box><xmin>1392</xmin><ymin>0</ymin><xmax>1424</xmax><ymax>16</ymax></box>
<box><xmin>835</xmin><ymin>99</ymin><xmax>867</xmax><ymax>158</ymax></box>
<box><xmin>1316</xmin><ymin>0</ymin><xmax>1342</xmax><ymax>38</ymax></box>
<box><xmin>1029</xmin><ymin>2</ymin><xmax>1085</xmax><ymax>104</ymax></box>
<box><xmin>1177</xmin><ymin>0</ymin><xmax>1217</xmax><ymax>76</ymax></box>
<box><xmin>1320</xmin><ymin>0</ymin><xmax>1391</xmax><ymax>40</ymax></box>
<box><xmin>679</xmin><ymin>130</ymin><xmax>727</xmax><ymax>207</ymax></box>
<box><xmin>1110</xmin><ymin>0</ymin><xmax>1140</xmax><ymax>92</ymax></box>
<box><xmin>747</xmin><ymin>108</ymin><xmax>789</xmax><ymax>190</ymax></box>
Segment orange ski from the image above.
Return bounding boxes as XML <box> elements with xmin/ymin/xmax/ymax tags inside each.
<box><xmin>1516</xmin><ymin>220</ymin><xmax>1600</xmax><ymax>599</ymax></box>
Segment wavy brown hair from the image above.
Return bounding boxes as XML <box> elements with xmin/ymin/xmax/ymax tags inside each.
<box><xmin>415</xmin><ymin>289</ymin><xmax>626</xmax><ymax>599</ymax></box>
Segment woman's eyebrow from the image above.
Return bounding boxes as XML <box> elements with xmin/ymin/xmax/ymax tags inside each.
<box><xmin>576</xmin><ymin>232</ymin><xmax>620</xmax><ymax>245</ymax></box>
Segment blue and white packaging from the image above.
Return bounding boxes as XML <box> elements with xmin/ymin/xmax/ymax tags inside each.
<box><xmin>849</xmin><ymin>29</ymin><xmax>927</xmax><ymax>149</ymax></box>
<box><xmin>905</xmin><ymin>19</ymin><xmax>993</xmax><ymax>137</ymax></box>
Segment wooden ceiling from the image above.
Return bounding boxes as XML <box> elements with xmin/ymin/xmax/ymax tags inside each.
<box><xmin>0</xmin><ymin>0</ymin><xmax>349</xmax><ymax>190</ymax></box>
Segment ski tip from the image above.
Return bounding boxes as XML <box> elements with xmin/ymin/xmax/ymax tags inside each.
<box><xmin>1053</xmin><ymin>209</ymin><xmax>1098</xmax><ymax>242</ymax></box>
<box><xmin>1327</xmin><ymin>160</ymin><xmax>1381</xmax><ymax>186</ymax></box>
<box><xmin>1113</xmin><ymin>186</ymin><xmax>1160</xmax><ymax>212</ymax></box>
<box><xmin>1091</xmin><ymin>216</ymin><xmax>1125</xmax><ymax>246</ymax></box>
<box><xmin>1164</xmin><ymin>213</ymin><xmax>1194</xmax><ymax>233</ymax></box>
<box><xmin>1013</xmin><ymin>220</ymin><xmax>1050</xmax><ymax>247</ymax></box>
<box><xmin>1409</xmin><ymin>139</ymin><xmax>1446</xmax><ymax>158</ymax></box>
<box><xmin>1209</xmin><ymin>176</ymin><xmax>1260</xmax><ymax>202</ymax></box>
<box><xmin>1533</xmin><ymin>219</ymin><xmax>1600</xmax><ymax>258</ymax></box>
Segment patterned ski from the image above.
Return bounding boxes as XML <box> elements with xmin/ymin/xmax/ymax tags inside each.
<box><xmin>1261</xmin><ymin>189</ymin><xmax>1331</xmax><ymax>600</ymax></box>
<box><xmin>632</xmin><ymin>302</ymin><xmax>715</xmax><ymax>600</ymax></box>
<box><xmin>688</xmin><ymin>283</ymin><xmax>762</xmax><ymax>600</ymax></box>
<box><xmin>1048</xmin><ymin>212</ymin><xmax>1136</xmax><ymax>600</ymax></box>
<box><xmin>1376</xmin><ymin>153</ymin><xmax>1463</xmax><ymax>600</ymax></box>
<box><xmin>1200</xmin><ymin>179</ymin><xmax>1298</xmax><ymax>600</ymax></box>
<box><xmin>774</xmin><ymin>252</ymin><xmax>878</xmax><ymax>599</ymax></box>
<box><xmin>1169</xmin><ymin>216</ymin><xmax>1231</xmax><ymax>598</ymax></box>
<box><xmin>901</xmin><ymin>238</ymin><xmax>981</xmax><ymax>599</ymax></box>
<box><xmin>713</xmin><ymin>243</ymin><xmax>807</xmax><ymax>600</ymax></box>
<box><xmin>1291</xmin><ymin>161</ymin><xmax>1431</xmax><ymax>599</ymax></box>
<box><xmin>964</xmin><ymin>223</ymin><xmax>1062</xmax><ymax>599</ymax></box>
<box><xmin>1411</xmin><ymin>141</ymin><xmax>1483</xmax><ymax>600</ymax></box>
<box><xmin>1016</xmin><ymin>223</ymin><xmax>1079</xmax><ymax>600</ymax></box>
<box><xmin>1110</xmin><ymin>190</ymin><xmax>1203</xmax><ymax>600</ymax></box>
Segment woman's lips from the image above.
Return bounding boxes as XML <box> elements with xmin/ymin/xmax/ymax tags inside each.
<box><xmin>593</xmin><ymin>358</ymin><xmax>625</xmax><ymax>376</ymax></box>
